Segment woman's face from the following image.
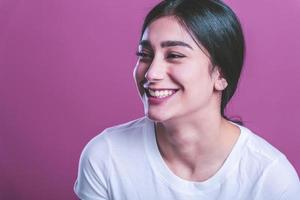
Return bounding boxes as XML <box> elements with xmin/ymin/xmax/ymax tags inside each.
<box><xmin>134</xmin><ymin>16</ymin><xmax>223</xmax><ymax>123</ymax></box>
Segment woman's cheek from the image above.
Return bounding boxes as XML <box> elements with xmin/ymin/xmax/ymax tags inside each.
<box><xmin>168</xmin><ymin>65</ymin><xmax>192</xmax><ymax>84</ymax></box>
<box><xmin>134</xmin><ymin>63</ymin><xmax>147</xmax><ymax>95</ymax></box>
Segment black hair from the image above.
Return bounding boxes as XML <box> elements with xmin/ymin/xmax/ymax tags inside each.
<box><xmin>140</xmin><ymin>0</ymin><xmax>245</xmax><ymax>124</ymax></box>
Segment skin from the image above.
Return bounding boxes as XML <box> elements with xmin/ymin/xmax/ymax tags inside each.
<box><xmin>133</xmin><ymin>16</ymin><xmax>240</xmax><ymax>182</ymax></box>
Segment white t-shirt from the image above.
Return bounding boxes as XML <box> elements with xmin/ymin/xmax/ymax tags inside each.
<box><xmin>74</xmin><ymin>117</ymin><xmax>300</xmax><ymax>200</ymax></box>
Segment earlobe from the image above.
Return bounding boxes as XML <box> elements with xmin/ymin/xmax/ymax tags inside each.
<box><xmin>213</xmin><ymin>67</ymin><xmax>228</xmax><ymax>91</ymax></box>
<box><xmin>215</xmin><ymin>78</ymin><xmax>228</xmax><ymax>91</ymax></box>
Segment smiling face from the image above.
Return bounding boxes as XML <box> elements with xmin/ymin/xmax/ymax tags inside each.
<box><xmin>134</xmin><ymin>16</ymin><xmax>227</xmax><ymax>123</ymax></box>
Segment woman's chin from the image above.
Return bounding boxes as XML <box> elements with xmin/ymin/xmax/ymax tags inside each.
<box><xmin>145</xmin><ymin>112</ymin><xmax>168</xmax><ymax>123</ymax></box>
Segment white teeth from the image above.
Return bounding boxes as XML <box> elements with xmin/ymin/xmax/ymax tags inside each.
<box><xmin>148</xmin><ymin>89</ymin><xmax>176</xmax><ymax>98</ymax></box>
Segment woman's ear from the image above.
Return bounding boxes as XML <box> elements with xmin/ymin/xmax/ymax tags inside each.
<box><xmin>213</xmin><ymin>68</ymin><xmax>228</xmax><ymax>91</ymax></box>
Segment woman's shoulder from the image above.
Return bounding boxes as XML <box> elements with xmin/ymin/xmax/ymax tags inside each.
<box><xmin>239</xmin><ymin>125</ymin><xmax>285</xmax><ymax>163</ymax></box>
<box><xmin>236</xmin><ymin>126</ymin><xmax>300</xmax><ymax>198</ymax></box>
<box><xmin>100</xmin><ymin>116</ymin><xmax>149</xmax><ymax>144</ymax></box>
<box><xmin>80</xmin><ymin>116</ymin><xmax>150</xmax><ymax>161</ymax></box>
<box><xmin>242</xmin><ymin>126</ymin><xmax>298</xmax><ymax>174</ymax></box>
<box><xmin>104</xmin><ymin>116</ymin><xmax>148</xmax><ymax>135</ymax></box>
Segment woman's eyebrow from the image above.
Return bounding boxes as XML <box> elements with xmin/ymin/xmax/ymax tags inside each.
<box><xmin>161</xmin><ymin>40</ymin><xmax>193</xmax><ymax>50</ymax></box>
<box><xmin>139</xmin><ymin>40</ymin><xmax>193</xmax><ymax>50</ymax></box>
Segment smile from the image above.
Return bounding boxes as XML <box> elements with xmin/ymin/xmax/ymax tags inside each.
<box><xmin>147</xmin><ymin>88</ymin><xmax>178</xmax><ymax>99</ymax></box>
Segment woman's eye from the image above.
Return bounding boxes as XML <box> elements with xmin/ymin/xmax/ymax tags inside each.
<box><xmin>136</xmin><ymin>51</ymin><xmax>153</xmax><ymax>59</ymax></box>
<box><xmin>166</xmin><ymin>53</ymin><xmax>185</xmax><ymax>59</ymax></box>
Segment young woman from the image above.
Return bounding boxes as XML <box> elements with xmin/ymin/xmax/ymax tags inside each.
<box><xmin>74</xmin><ymin>0</ymin><xmax>300</xmax><ymax>199</ymax></box>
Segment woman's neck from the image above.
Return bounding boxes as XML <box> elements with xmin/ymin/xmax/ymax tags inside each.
<box><xmin>155</xmin><ymin>114</ymin><xmax>240</xmax><ymax>181</ymax></box>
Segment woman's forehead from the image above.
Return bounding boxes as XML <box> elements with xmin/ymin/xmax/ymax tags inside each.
<box><xmin>141</xmin><ymin>16</ymin><xmax>198</xmax><ymax>49</ymax></box>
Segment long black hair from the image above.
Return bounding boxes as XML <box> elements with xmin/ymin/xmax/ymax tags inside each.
<box><xmin>140</xmin><ymin>0</ymin><xmax>245</xmax><ymax>124</ymax></box>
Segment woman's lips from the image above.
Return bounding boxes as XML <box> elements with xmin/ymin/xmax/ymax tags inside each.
<box><xmin>145</xmin><ymin>88</ymin><xmax>179</xmax><ymax>105</ymax></box>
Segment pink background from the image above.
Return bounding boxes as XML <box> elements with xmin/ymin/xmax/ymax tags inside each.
<box><xmin>1</xmin><ymin>0</ymin><xmax>299</xmax><ymax>199</ymax></box>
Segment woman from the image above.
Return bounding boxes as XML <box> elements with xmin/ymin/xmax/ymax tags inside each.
<box><xmin>74</xmin><ymin>0</ymin><xmax>300</xmax><ymax>199</ymax></box>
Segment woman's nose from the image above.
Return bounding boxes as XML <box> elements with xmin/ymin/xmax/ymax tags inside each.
<box><xmin>145</xmin><ymin>58</ymin><xmax>165</xmax><ymax>82</ymax></box>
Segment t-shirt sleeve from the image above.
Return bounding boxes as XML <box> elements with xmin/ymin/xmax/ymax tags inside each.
<box><xmin>74</xmin><ymin>131</ymin><xmax>111</xmax><ymax>200</ymax></box>
<box><xmin>277</xmin><ymin>156</ymin><xmax>300</xmax><ymax>200</ymax></box>
<box><xmin>258</xmin><ymin>155</ymin><xmax>300</xmax><ymax>200</ymax></box>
